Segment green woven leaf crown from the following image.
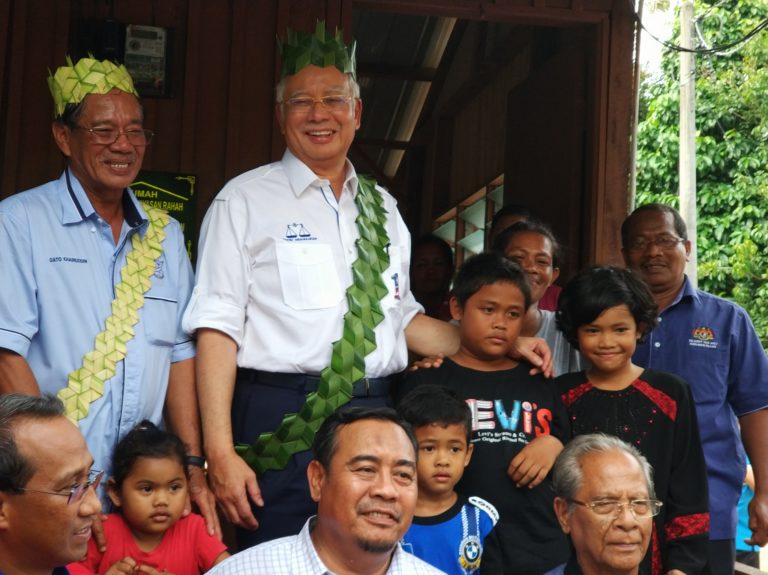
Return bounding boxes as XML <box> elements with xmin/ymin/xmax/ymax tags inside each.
<box><xmin>278</xmin><ymin>20</ymin><xmax>356</xmax><ymax>79</ymax></box>
<box><xmin>48</xmin><ymin>56</ymin><xmax>139</xmax><ymax>117</ymax></box>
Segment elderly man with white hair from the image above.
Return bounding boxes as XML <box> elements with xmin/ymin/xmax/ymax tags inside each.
<box><xmin>547</xmin><ymin>434</ymin><xmax>662</xmax><ymax>575</ymax></box>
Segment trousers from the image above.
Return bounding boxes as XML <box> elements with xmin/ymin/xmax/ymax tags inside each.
<box><xmin>231</xmin><ymin>368</ymin><xmax>392</xmax><ymax>549</ymax></box>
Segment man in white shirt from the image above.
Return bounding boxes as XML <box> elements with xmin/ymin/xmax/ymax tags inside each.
<box><xmin>183</xmin><ymin>22</ymin><xmax>549</xmax><ymax>548</ymax></box>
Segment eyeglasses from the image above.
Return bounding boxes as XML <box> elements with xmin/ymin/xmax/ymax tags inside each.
<box><xmin>281</xmin><ymin>95</ymin><xmax>353</xmax><ymax>113</ymax></box>
<box><xmin>17</xmin><ymin>469</ymin><xmax>104</xmax><ymax>505</ymax></box>
<box><xmin>569</xmin><ymin>498</ymin><xmax>663</xmax><ymax>519</ymax></box>
<box><xmin>75</xmin><ymin>126</ymin><xmax>154</xmax><ymax>146</ymax></box>
<box><xmin>625</xmin><ymin>236</ymin><xmax>685</xmax><ymax>252</ymax></box>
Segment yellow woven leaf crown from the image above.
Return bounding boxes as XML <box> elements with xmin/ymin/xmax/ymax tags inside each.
<box><xmin>278</xmin><ymin>20</ymin><xmax>356</xmax><ymax>80</ymax></box>
<box><xmin>48</xmin><ymin>56</ymin><xmax>139</xmax><ymax>117</ymax></box>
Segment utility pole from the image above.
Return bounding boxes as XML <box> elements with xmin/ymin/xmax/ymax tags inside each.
<box><xmin>680</xmin><ymin>0</ymin><xmax>698</xmax><ymax>285</ymax></box>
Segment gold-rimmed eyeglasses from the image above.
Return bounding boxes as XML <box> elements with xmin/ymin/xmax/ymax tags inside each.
<box><xmin>569</xmin><ymin>498</ymin><xmax>663</xmax><ymax>519</ymax></box>
<box><xmin>17</xmin><ymin>468</ymin><xmax>104</xmax><ymax>505</ymax></box>
<box><xmin>74</xmin><ymin>126</ymin><xmax>154</xmax><ymax>147</ymax></box>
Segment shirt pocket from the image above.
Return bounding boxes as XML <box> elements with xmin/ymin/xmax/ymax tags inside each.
<box><xmin>275</xmin><ymin>242</ymin><xmax>344</xmax><ymax>310</ymax></box>
<box><xmin>686</xmin><ymin>344</ymin><xmax>729</xmax><ymax>406</ymax></box>
<box><xmin>143</xmin><ymin>291</ymin><xmax>179</xmax><ymax>346</ymax></box>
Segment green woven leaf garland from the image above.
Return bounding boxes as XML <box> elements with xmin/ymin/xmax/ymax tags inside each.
<box><xmin>236</xmin><ymin>175</ymin><xmax>389</xmax><ymax>474</ymax></box>
<box><xmin>278</xmin><ymin>20</ymin><xmax>357</xmax><ymax>79</ymax></box>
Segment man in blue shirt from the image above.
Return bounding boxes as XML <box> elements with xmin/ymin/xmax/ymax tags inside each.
<box><xmin>0</xmin><ymin>57</ymin><xmax>217</xmax><ymax>535</ymax></box>
<box><xmin>622</xmin><ymin>203</ymin><xmax>768</xmax><ymax>574</ymax></box>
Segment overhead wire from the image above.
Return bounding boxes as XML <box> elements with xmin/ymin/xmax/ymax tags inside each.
<box><xmin>628</xmin><ymin>0</ymin><xmax>768</xmax><ymax>55</ymax></box>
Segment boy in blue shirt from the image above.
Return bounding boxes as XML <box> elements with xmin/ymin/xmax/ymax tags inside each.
<box><xmin>398</xmin><ymin>385</ymin><xmax>499</xmax><ymax>574</ymax></box>
<box><xmin>398</xmin><ymin>252</ymin><xmax>570</xmax><ymax>574</ymax></box>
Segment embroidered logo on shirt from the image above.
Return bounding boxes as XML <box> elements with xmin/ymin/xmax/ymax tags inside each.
<box><xmin>391</xmin><ymin>272</ymin><xmax>401</xmax><ymax>300</ymax></box>
<box><xmin>154</xmin><ymin>256</ymin><xmax>165</xmax><ymax>279</ymax></box>
<box><xmin>284</xmin><ymin>223</ymin><xmax>316</xmax><ymax>241</ymax></box>
<box><xmin>459</xmin><ymin>535</ymin><xmax>482</xmax><ymax>570</ymax></box>
<box><xmin>692</xmin><ymin>327</ymin><xmax>714</xmax><ymax>341</ymax></box>
<box><xmin>688</xmin><ymin>326</ymin><xmax>718</xmax><ymax>349</ymax></box>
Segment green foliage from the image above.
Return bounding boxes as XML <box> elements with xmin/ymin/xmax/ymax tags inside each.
<box><xmin>635</xmin><ymin>0</ymin><xmax>768</xmax><ymax>347</ymax></box>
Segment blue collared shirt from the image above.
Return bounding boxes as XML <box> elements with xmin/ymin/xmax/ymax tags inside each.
<box><xmin>0</xmin><ymin>170</ymin><xmax>195</xmax><ymax>476</ymax></box>
<box><xmin>633</xmin><ymin>276</ymin><xmax>768</xmax><ymax>539</ymax></box>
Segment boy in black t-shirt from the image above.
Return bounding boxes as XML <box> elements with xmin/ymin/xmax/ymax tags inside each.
<box><xmin>398</xmin><ymin>252</ymin><xmax>570</xmax><ymax>574</ymax></box>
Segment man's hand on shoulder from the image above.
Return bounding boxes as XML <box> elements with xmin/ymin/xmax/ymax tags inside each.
<box><xmin>511</xmin><ymin>336</ymin><xmax>553</xmax><ymax>378</ymax></box>
<box><xmin>186</xmin><ymin>465</ymin><xmax>222</xmax><ymax>539</ymax></box>
<box><xmin>207</xmin><ymin>449</ymin><xmax>263</xmax><ymax>530</ymax></box>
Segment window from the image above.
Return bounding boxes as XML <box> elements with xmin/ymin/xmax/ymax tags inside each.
<box><xmin>432</xmin><ymin>176</ymin><xmax>504</xmax><ymax>266</ymax></box>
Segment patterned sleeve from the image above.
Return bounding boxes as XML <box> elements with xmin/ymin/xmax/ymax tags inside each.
<box><xmin>662</xmin><ymin>375</ymin><xmax>709</xmax><ymax>573</ymax></box>
<box><xmin>547</xmin><ymin>379</ymin><xmax>572</xmax><ymax>443</ymax></box>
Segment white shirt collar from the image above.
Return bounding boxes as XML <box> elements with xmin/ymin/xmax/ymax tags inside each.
<box><xmin>281</xmin><ymin>149</ymin><xmax>359</xmax><ymax>199</ymax></box>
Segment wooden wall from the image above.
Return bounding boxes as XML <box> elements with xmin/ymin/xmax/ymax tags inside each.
<box><xmin>1</xmin><ymin>0</ymin><xmax>636</xmax><ymax>265</ymax></box>
<box><xmin>0</xmin><ymin>0</ymin><xmax>344</xmax><ymax>223</ymax></box>
<box><xmin>352</xmin><ymin>0</ymin><xmax>637</xmax><ymax>266</ymax></box>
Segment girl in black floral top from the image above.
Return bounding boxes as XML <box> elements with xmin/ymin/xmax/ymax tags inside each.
<box><xmin>555</xmin><ymin>266</ymin><xmax>708</xmax><ymax>575</ymax></box>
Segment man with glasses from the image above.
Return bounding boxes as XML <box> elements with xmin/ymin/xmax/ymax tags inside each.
<box><xmin>0</xmin><ymin>57</ymin><xmax>217</xmax><ymax>536</ymax></box>
<box><xmin>183</xmin><ymin>22</ymin><xmax>550</xmax><ymax>549</ymax></box>
<box><xmin>622</xmin><ymin>203</ymin><xmax>768</xmax><ymax>574</ymax></box>
<box><xmin>547</xmin><ymin>434</ymin><xmax>659</xmax><ymax>575</ymax></box>
<box><xmin>0</xmin><ymin>394</ymin><xmax>102</xmax><ymax>575</ymax></box>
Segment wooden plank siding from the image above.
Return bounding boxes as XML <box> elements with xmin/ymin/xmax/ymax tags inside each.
<box><xmin>0</xmin><ymin>0</ymin><xmax>636</xmax><ymax>266</ymax></box>
<box><xmin>349</xmin><ymin>0</ymin><xmax>636</xmax><ymax>267</ymax></box>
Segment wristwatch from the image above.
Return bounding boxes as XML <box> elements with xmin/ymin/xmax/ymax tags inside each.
<box><xmin>185</xmin><ymin>455</ymin><xmax>206</xmax><ymax>468</ymax></box>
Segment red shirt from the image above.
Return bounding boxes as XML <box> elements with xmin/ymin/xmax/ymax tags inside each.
<box><xmin>538</xmin><ymin>284</ymin><xmax>562</xmax><ymax>312</ymax></box>
<box><xmin>68</xmin><ymin>513</ymin><xmax>226</xmax><ymax>575</ymax></box>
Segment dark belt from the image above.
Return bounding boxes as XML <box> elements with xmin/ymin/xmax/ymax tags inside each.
<box><xmin>236</xmin><ymin>368</ymin><xmax>392</xmax><ymax>398</ymax></box>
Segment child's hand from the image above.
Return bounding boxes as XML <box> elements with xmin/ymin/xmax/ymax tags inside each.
<box><xmin>92</xmin><ymin>513</ymin><xmax>108</xmax><ymax>553</ymax></box>
<box><xmin>507</xmin><ymin>435</ymin><xmax>564</xmax><ymax>488</ymax></box>
<box><xmin>137</xmin><ymin>567</ymin><xmax>174</xmax><ymax>575</ymax></box>
<box><xmin>408</xmin><ymin>353</ymin><xmax>445</xmax><ymax>371</ymax></box>
<box><xmin>104</xmin><ymin>557</ymin><xmax>138</xmax><ymax>575</ymax></box>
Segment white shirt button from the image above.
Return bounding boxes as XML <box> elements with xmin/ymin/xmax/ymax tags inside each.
<box><xmin>654</xmin><ymin>342</ymin><xmax>661</xmax><ymax>348</ymax></box>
